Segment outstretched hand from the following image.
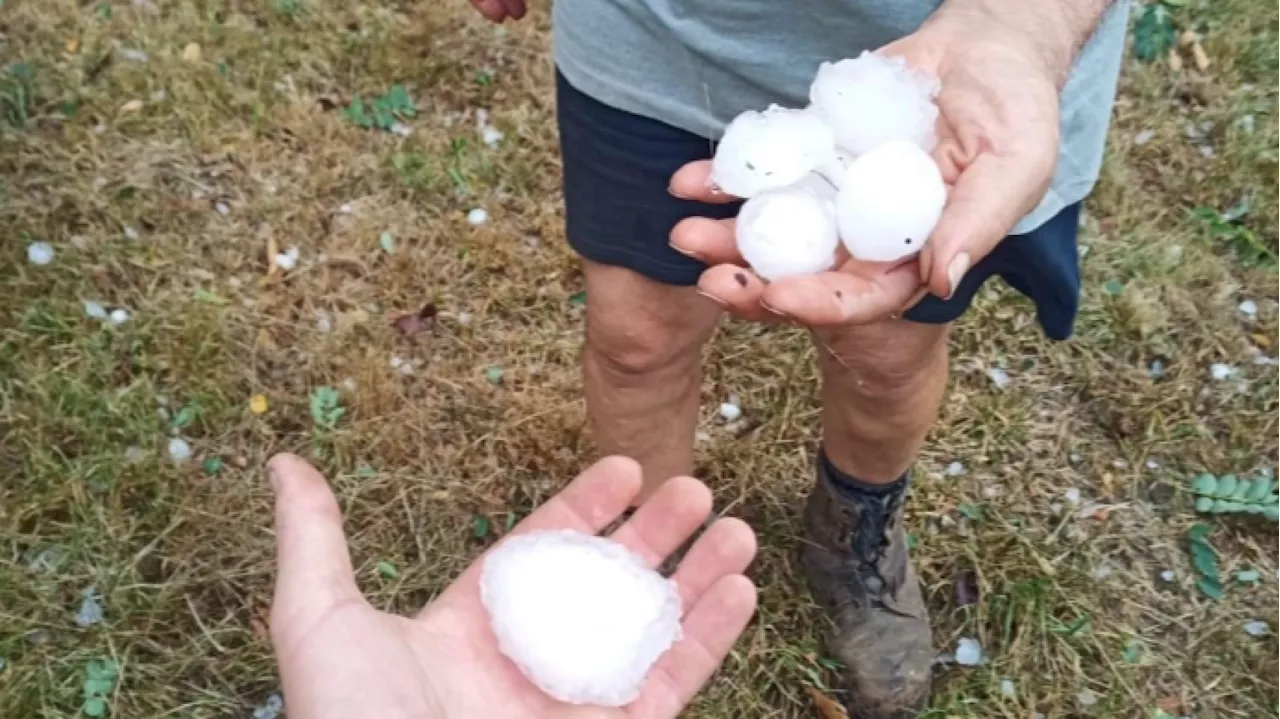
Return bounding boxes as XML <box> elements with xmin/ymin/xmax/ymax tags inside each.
<box><xmin>267</xmin><ymin>453</ymin><xmax>758</xmax><ymax>719</ymax></box>
<box><xmin>670</xmin><ymin>13</ymin><xmax>1061</xmax><ymax>328</ymax></box>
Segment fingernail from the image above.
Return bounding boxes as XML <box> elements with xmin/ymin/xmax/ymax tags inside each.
<box><xmin>668</xmin><ymin>241</ymin><xmax>702</xmax><ymax>260</ymax></box>
<box><xmin>696</xmin><ymin>289</ymin><xmax>727</xmax><ymax>307</ymax></box>
<box><xmin>667</xmin><ymin>184</ymin><xmax>691</xmax><ymax>200</ymax></box>
<box><xmin>945</xmin><ymin>252</ymin><xmax>970</xmax><ymax>300</ymax></box>
<box><xmin>760</xmin><ymin>300</ymin><xmax>790</xmax><ymax>319</ymax></box>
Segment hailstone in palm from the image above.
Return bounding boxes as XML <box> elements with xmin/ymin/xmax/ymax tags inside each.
<box><xmin>709</xmin><ymin>105</ymin><xmax>837</xmax><ymax>198</ymax></box>
<box><xmin>810</xmin><ymin>51</ymin><xmax>940</xmax><ymax>156</ymax></box>
<box><xmin>836</xmin><ymin>140</ymin><xmax>946</xmax><ymax>263</ymax></box>
<box><xmin>736</xmin><ymin>175</ymin><xmax>840</xmax><ymax>281</ymax></box>
<box><xmin>480</xmin><ymin>529</ymin><xmax>682</xmax><ymax>707</ymax></box>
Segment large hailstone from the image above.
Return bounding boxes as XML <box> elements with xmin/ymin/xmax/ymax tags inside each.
<box><xmin>810</xmin><ymin>51</ymin><xmax>940</xmax><ymax>157</ymax></box>
<box><xmin>709</xmin><ymin>105</ymin><xmax>837</xmax><ymax>198</ymax></box>
<box><xmin>736</xmin><ymin>174</ymin><xmax>840</xmax><ymax>281</ymax></box>
<box><xmin>836</xmin><ymin>140</ymin><xmax>946</xmax><ymax>263</ymax></box>
<box><xmin>480</xmin><ymin>529</ymin><xmax>682</xmax><ymax>707</ymax></box>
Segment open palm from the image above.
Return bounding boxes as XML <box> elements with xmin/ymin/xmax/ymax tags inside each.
<box><xmin>669</xmin><ymin>19</ymin><xmax>1060</xmax><ymax>327</ymax></box>
<box><xmin>266</xmin><ymin>453</ymin><xmax>759</xmax><ymax>719</ymax></box>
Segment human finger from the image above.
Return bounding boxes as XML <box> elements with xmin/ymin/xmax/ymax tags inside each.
<box><xmin>668</xmin><ymin>160</ymin><xmax>740</xmax><ymax>205</ymax></box>
<box><xmin>695</xmin><ymin>264</ymin><xmax>785</xmax><ymax>324</ymax></box>
<box><xmin>668</xmin><ymin>518</ymin><xmax>757</xmax><ymax>610</ymax></box>
<box><xmin>267</xmin><ymin>454</ymin><xmax>363</xmax><ymax>642</ymax></box>
<box><xmin>760</xmin><ymin>261</ymin><xmax>923</xmax><ymax>326</ymax></box>
<box><xmin>669</xmin><ymin>216</ymin><xmax>743</xmax><ymax>266</ymax></box>
<box><xmin>469</xmin><ymin>0</ymin><xmax>508</xmax><ymax>22</ymax></box>
<box><xmin>499</xmin><ymin>0</ymin><xmax>527</xmax><ymax>20</ymax></box>
<box><xmin>604</xmin><ymin>476</ymin><xmax>714</xmax><ymax>568</ymax></box>
<box><xmin>627</xmin><ymin>574</ymin><xmax>758</xmax><ymax>719</ymax></box>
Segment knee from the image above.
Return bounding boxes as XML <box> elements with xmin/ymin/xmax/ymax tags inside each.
<box><xmin>587</xmin><ymin>317</ymin><xmax>700</xmax><ymax>378</ymax></box>
<box><xmin>819</xmin><ymin>323</ymin><xmax>949</xmax><ymax>405</ymax></box>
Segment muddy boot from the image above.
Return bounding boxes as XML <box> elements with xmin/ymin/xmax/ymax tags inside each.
<box><xmin>799</xmin><ymin>453</ymin><xmax>933</xmax><ymax>718</ymax></box>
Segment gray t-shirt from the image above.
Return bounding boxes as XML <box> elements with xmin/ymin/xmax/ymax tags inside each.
<box><xmin>551</xmin><ymin>0</ymin><xmax>1130</xmax><ymax>234</ymax></box>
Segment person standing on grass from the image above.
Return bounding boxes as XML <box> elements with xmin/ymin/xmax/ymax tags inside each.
<box><xmin>469</xmin><ymin>0</ymin><xmax>1128</xmax><ymax>715</ymax></box>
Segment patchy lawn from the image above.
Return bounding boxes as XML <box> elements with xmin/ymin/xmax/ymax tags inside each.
<box><xmin>1</xmin><ymin>1</ymin><xmax>1276</xmax><ymax>717</ymax></box>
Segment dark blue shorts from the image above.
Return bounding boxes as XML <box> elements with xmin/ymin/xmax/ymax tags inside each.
<box><xmin>555</xmin><ymin>70</ymin><xmax>1083</xmax><ymax>341</ymax></box>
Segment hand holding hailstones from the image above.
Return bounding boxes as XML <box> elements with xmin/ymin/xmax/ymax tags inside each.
<box><xmin>710</xmin><ymin>51</ymin><xmax>947</xmax><ymax>279</ymax></box>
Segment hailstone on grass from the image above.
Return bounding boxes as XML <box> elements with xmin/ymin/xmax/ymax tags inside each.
<box><xmin>836</xmin><ymin>140</ymin><xmax>946</xmax><ymax>263</ymax></box>
<box><xmin>480</xmin><ymin>529</ymin><xmax>682</xmax><ymax>707</ymax></box>
<box><xmin>736</xmin><ymin>176</ymin><xmax>839</xmax><ymax>281</ymax></box>
<box><xmin>809</xmin><ymin>51</ymin><xmax>940</xmax><ymax>156</ymax></box>
<box><xmin>710</xmin><ymin>105</ymin><xmax>836</xmax><ymax>198</ymax></box>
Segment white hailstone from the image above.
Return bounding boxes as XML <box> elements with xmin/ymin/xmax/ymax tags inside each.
<box><xmin>480</xmin><ymin>529</ymin><xmax>682</xmax><ymax>707</ymax></box>
<box><xmin>274</xmin><ymin>247</ymin><xmax>299</xmax><ymax>271</ymax></box>
<box><xmin>123</xmin><ymin>225</ymin><xmax>140</xmax><ymax>240</ymax></box>
<box><xmin>482</xmin><ymin>125</ymin><xmax>504</xmax><ymax>147</ymax></box>
<box><xmin>27</xmin><ymin>242</ymin><xmax>55</xmax><ymax>266</ymax></box>
<box><xmin>1064</xmin><ymin>488</ymin><xmax>1082</xmax><ymax>506</ymax></box>
<box><xmin>999</xmin><ymin>679</ymin><xmax>1016</xmax><ymax>698</ymax></box>
<box><xmin>167</xmin><ymin>437</ymin><xmax>192</xmax><ymax>463</ymax></box>
<box><xmin>1076</xmin><ymin>689</ymin><xmax>1098</xmax><ymax>707</ymax></box>
<box><xmin>390</xmin><ymin>122</ymin><xmax>413</xmax><ymax>138</ymax></box>
<box><xmin>84</xmin><ymin>301</ymin><xmax>109</xmax><ymax>320</ymax></box>
<box><xmin>467</xmin><ymin>208</ymin><xmax>489</xmax><ymax>225</ymax></box>
<box><xmin>954</xmin><ymin>637</ymin><xmax>983</xmax><ymax>666</ymax></box>
<box><xmin>835</xmin><ymin>140</ymin><xmax>946</xmax><ymax>263</ymax></box>
<box><xmin>75</xmin><ymin>588</ymin><xmax>104</xmax><ymax>627</ymax></box>
<box><xmin>1159</xmin><ymin>569</ymin><xmax>1176</xmax><ymax>582</ymax></box>
<box><xmin>214</xmin><ymin>201</ymin><xmax>230</xmax><ymax>215</ymax></box>
<box><xmin>1238</xmin><ymin>299</ymin><xmax>1258</xmax><ymax>319</ymax></box>
<box><xmin>709</xmin><ymin>105</ymin><xmax>837</xmax><ymax>198</ymax></box>
<box><xmin>944</xmin><ymin>461</ymin><xmax>966</xmax><ymax>477</ymax></box>
<box><xmin>456</xmin><ymin>311</ymin><xmax>473</xmax><ymax>326</ymax></box>
<box><xmin>108</xmin><ymin>309</ymin><xmax>129</xmax><ymax>325</ymax></box>
<box><xmin>1243</xmin><ymin>620</ymin><xmax>1269</xmax><ymax>637</ymax></box>
<box><xmin>1209</xmin><ymin>363</ymin><xmax>1237</xmax><ymax>381</ymax></box>
<box><xmin>985</xmin><ymin>367</ymin><xmax>1010</xmax><ymax>389</ymax></box>
<box><xmin>735</xmin><ymin>177</ymin><xmax>840</xmax><ymax>280</ymax></box>
<box><xmin>718</xmin><ymin>402</ymin><xmax>743</xmax><ymax>422</ymax></box>
<box><xmin>809</xmin><ymin>51</ymin><xmax>940</xmax><ymax>156</ymax></box>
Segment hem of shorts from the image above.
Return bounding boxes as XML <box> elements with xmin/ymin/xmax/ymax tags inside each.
<box><xmin>567</xmin><ymin>233</ymin><xmax>704</xmax><ymax>287</ymax></box>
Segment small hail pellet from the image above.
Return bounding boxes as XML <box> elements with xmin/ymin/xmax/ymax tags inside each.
<box><xmin>835</xmin><ymin>140</ymin><xmax>946</xmax><ymax>263</ymax></box>
<box><xmin>709</xmin><ymin>105</ymin><xmax>837</xmax><ymax>198</ymax></box>
<box><xmin>736</xmin><ymin>173</ymin><xmax>840</xmax><ymax>281</ymax></box>
<box><xmin>810</xmin><ymin>51</ymin><xmax>940</xmax><ymax>157</ymax></box>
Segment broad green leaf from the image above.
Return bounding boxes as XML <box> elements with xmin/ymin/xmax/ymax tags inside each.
<box><xmin>567</xmin><ymin>290</ymin><xmax>587</xmax><ymax>306</ymax></box>
<box><xmin>1246</xmin><ymin>477</ymin><xmax>1273</xmax><ymax>501</ymax></box>
<box><xmin>1232</xmin><ymin>478</ymin><xmax>1253</xmax><ymax>499</ymax></box>
<box><xmin>473</xmin><ymin>515</ymin><xmax>490</xmax><ymax>538</ymax></box>
<box><xmin>1196</xmin><ymin>576</ymin><xmax>1223</xmax><ymax>600</ymax></box>
<box><xmin>83</xmin><ymin>698</ymin><xmax>106</xmax><ymax>717</ymax></box>
<box><xmin>1216</xmin><ymin>475</ymin><xmax>1238</xmax><ymax>496</ymax></box>
<box><xmin>376</xmin><ymin>560</ymin><xmax>399</xmax><ymax>579</ymax></box>
<box><xmin>1187</xmin><ymin>523</ymin><xmax>1212</xmax><ymax>542</ymax></box>
<box><xmin>1132</xmin><ymin>4</ymin><xmax>1176</xmax><ymax>62</ymax></box>
<box><xmin>1194</xmin><ymin>496</ymin><xmax>1214</xmax><ymax>512</ymax></box>
<box><xmin>1190</xmin><ymin>474</ymin><xmax>1218</xmax><ymax>495</ymax></box>
<box><xmin>1189</xmin><ymin>542</ymin><xmax>1217</xmax><ymax>579</ymax></box>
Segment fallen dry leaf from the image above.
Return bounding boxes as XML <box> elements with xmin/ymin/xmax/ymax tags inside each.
<box><xmin>1251</xmin><ymin>332</ymin><xmax>1271</xmax><ymax>348</ymax></box>
<box><xmin>1191</xmin><ymin>40</ymin><xmax>1211</xmax><ymax>71</ymax></box>
<box><xmin>807</xmin><ymin>687</ymin><xmax>848</xmax><ymax>719</ymax></box>
<box><xmin>954</xmin><ymin>568</ymin><xmax>980</xmax><ymax>607</ymax></box>
<box><xmin>65</xmin><ymin>38</ymin><xmax>80</xmax><ymax>54</ymax></box>
<box><xmin>1179</xmin><ymin>29</ymin><xmax>1199</xmax><ymax>47</ymax></box>
<box><xmin>119</xmin><ymin>99</ymin><xmax>144</xmax><ymax>114</ymax></box>
<box><xmin>1169</xmin><ymin>48</ymin><xmax>1183</xmax><ymax>71</ymax></box>
<box><xmin>391</xmin><ymin>303</ymin><xmax>439</xmax><ymax>339</ymax></box>
<box><xmin>249</xmin><ymin>394</ymin><xmax>269</xmax><ymax>415</ymax></box>
<box><xmin>181</xmin><ymin>42</ymin><xmax>202</xmax><ymax>63</ymax></box>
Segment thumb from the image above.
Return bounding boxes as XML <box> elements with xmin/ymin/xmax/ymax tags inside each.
<box><xmin>922</xmin><ymin>151</ymin><xmax>1053</xmax><ymax>300</ymax></box>
<box><xmin>267</xmin><ymin>453</ymin><xmax>362</xmax><ymax>635</ymax></box>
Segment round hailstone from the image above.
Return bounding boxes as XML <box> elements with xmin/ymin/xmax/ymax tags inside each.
<box><xmin>709</xmin><ymin>105</ymin><xmax>836</xmax><ymax>198</ymax></box>
<box><xmin>480</xmin><ymin>529</ymin><xmax>682</xmax><ymax>707</ymax></box>
<box><xmin>835</xmin><ymin>140</ymin><xmax>946</xmax><ymax>263</ymax></box>
<box><xmin>736</xmin><ymin>175</ymin><xmax>840</xmax><ymax>281</ymax></box>
<box><xmin>809</xmin><ymin>51</ymin><xmax>940</xmax><ymax>157</ymax></box>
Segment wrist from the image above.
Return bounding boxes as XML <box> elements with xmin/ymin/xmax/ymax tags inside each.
<box><xmin>923</xmin><ymin>0</ymin><xmax>1112</xmax><ymax>87</ymax></box>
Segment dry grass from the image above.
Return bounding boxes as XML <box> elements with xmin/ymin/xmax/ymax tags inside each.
<box><xmin>0</xmin><ymin>1</ymin><xmax>1276</xmax><ymax>717</ymax></box>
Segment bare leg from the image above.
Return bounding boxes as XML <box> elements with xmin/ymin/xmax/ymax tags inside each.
<box><xmin>815</xmin><ymin>319</ymin><xmax>950</xmax><ymax>482</ymax></box>
<box><xmin>800</xmin><ymin>317</ymin><xmax>951</xmax><ymax>717</ymax></box>
<box><xmin>581</xmin><ymin>260</ymin><xmax>721</xmax><ymax>503</ymax></box>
